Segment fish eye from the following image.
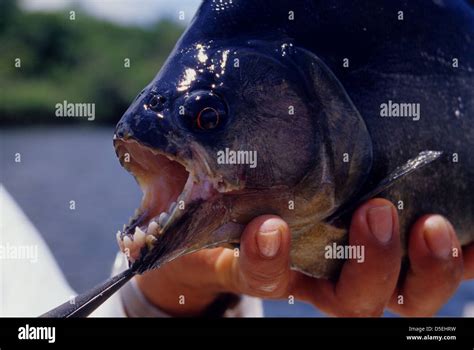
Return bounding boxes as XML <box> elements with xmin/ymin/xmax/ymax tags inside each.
<box><xmin>197</xmin><ymin>107</ymin><xmax>220</xmax><ymax>130</ymax></box>
<box><xmin>183</xmin><ymin>91</ymin><xmax>227</xmax><ymax>131</ymax></box>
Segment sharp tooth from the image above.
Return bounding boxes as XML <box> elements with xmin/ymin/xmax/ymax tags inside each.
<box><xmin>116</xmin><ymin>231</ymin><xmax>124</xmax><ymax>250</ymax></box>
<box><xmin>146</xmin><ymin>235</ymin><xmax>157</xmax><ymax>248</ymax></box>
<box><xmin>158</xmin><ymin>212</ymin><xmax>169</xmax><ymax>226</ymax></box>
<box><xmin>134</xmin><ymin>227</ymin><xmax>146</xmax><ymax>245</ymax></box>
<box><xmin>147</xmin><ymin>221</ymin><xmax>159</xmax><ymax>235</ymax></box>
<box><xmin>123</xmin><ymin>224</ymin><xmax>127</xmax><ymax>231</ymax></box>
<box><xmin>123</xmin><ymin>236</ymin><xmax>133</xmax><ymax>251</ymax></box>
<box><xmin>169</xmin><ymin>201</ymin><xmax>177</xmax><ymax>213</ymax></box>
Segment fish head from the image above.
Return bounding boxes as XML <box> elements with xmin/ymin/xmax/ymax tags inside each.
<box><xmin>113</xmin><ymin>39</ymin><xmax>324</xmax><ymax>272</ymax></box>
<box><xmin>113</xmin><ymin>38</ymin><xmax>371</xmax><ymax>274</ymax></box>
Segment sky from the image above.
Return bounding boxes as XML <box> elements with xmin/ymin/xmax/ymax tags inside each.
<box><xmin>20</xmin><ymin>0</ymin><xmax>202</xmax><ymax>26</ymax></box>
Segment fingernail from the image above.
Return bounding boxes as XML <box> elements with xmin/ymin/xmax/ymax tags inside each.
<box><xmin>256</xmin><ymin>220</ymin><xmax>282</xmax><ymax>258</ymax></box>
<box><xmin>424</xmin><ymin>216</ymin><xmax>452</xmax><ymax>259</ymax></box>
<box><xmin>367</xmin><ymin>205</ymin><xmax>393</xmax><ymax>244</ymax></box>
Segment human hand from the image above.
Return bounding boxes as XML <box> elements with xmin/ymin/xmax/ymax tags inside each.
<box><xmin>135</xmin><ymin>198</ymin><xmax>474</xmax><ymax>316</ymax></box>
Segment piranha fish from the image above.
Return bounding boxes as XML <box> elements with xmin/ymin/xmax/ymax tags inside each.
<box><xmin>113</xmin><ymin>0</ymin><xmax>474</xmax><ymax>279</ymax></box>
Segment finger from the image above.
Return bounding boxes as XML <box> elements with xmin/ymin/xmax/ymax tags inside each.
<box><xmin>215</xmin><ymin>215</ymin><xmax>292</xmax><ymax>298</ymax></box>
<box><xmin>293</xmin><ymin>198</ymin><xmax>401</xmax><ymax>316</ymax></box>
<box><xmin>463</xmin><ymin>244</ymin><xmax>474</xmax><ymax>280</ymax></box>
<box><xmin>135</xmin><ymin>248</ymin><xmax>227</xmax><ymax>316</ymax></box>
<box><xmin>389</xmin><ymin>215</ymin><xmax>463</xmax><ymax>316</ymax></box>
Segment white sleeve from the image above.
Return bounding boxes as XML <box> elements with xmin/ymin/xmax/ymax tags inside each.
<box><xmin>0</xmin><ymin>186</ymin><xmax>75</xmax><ymax>317</ymax></box>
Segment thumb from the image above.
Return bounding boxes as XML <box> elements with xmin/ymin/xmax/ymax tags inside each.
<box><xmin>216</xmin><ymin>215</ymin><xmax>292</xmax><ymax>298</ymax></box>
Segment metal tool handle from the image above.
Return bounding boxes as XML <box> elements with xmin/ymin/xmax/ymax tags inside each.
<box><xmin>40</xmin><ymin>268</ymin><xmax>135</xmax><ymax>318</ymax></box>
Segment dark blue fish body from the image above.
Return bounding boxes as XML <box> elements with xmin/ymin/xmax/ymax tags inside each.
<box><xmin>114</xmin><ymin>0</ymin><xmax>474</xmax><ymax>277</ymax></box>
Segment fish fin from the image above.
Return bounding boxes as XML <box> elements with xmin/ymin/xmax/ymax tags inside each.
<box><xmin>326</xmin><ymin>150</ymin><xmax>443</xmax><ymax>224</ymax></box>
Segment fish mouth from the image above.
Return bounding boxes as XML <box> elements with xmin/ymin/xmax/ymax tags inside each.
<box><xmin>113</xmin><ymin>137</ymin><xmax>224</xmax><ymax>265</ymax></box>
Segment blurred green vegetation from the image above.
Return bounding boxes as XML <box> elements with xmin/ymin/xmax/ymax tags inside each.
<box><xmin>0</xmin><ymin>0</ymin><xmax>184</xmax><ymax>125</ymax></box>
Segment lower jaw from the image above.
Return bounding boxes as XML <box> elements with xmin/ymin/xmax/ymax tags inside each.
<box><xmin>116</xmin><ymin>175</ymin><xmax>221</xmax><ymax>263</ymax></box>
<box><xmin>114</xmin><ymin>139</ymin><xmax>242</xmax><ymax>265</ymax></box>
